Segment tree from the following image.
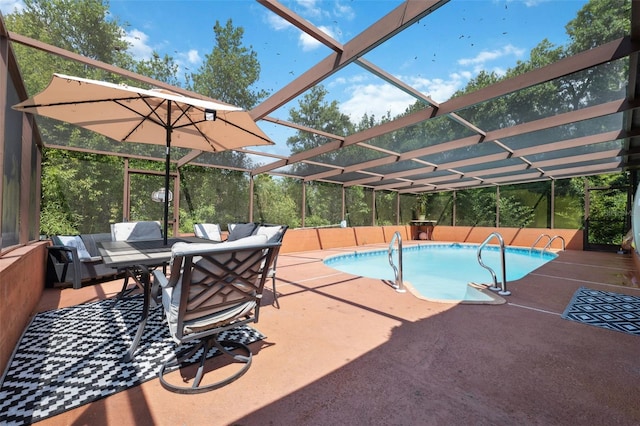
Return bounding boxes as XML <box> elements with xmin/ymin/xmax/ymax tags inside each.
<box><xmin>189</xmin><ymin>19</ymin><xmax>267</xmax><ymax>109</ymax></box>
<box><xmin>5</xmin><ymin>0</ymin><xmax>181</xmax><ymax>234</ymax></box>
<box><xmin>287</xmin><ymin>85</ymin><xmax>354</xmax><ymax>154</ymax></box>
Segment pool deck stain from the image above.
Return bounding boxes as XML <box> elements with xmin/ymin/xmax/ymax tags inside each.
<box><xmin>32</xmin><ymin>243</ymin><xmax>640</xmax><ymax>425</ymax></box>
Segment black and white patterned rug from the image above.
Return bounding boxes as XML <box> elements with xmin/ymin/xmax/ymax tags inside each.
<box><xmin>0</xmin><ymin>297</ymin><xmax>265</xmax><ymax>425</ymax></box>
<box><xmin>561</xmin><ymin>287</ymin><xmax>640</xmax><ymax>336</ymax></box>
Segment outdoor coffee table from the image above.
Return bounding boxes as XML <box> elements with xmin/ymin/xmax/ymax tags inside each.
<box><xmin>98</xmin><ymin>236</ymin><xmax>208</xmax><ymax>360</ymax></box>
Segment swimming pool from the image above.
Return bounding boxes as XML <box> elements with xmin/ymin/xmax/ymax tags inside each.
<box><xmin>324</xmin><ymin>243</ymin><xmax>557</xmax><ymax>303</ymax></box>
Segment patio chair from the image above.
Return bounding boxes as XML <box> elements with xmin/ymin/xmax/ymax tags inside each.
<box><xmin>152</xmin><ymin>235</ymin><xmax>281</xmax><ymax>393</ymax></box>
<box><xmin>193</xmin><ymin>223</ymin><xmax>223</xmax><ymax>242</ymax></box>
<box><xmin>110</xmin><ymin>221</ymin><xmax>163</xmax><ymax>306</ymax></box>
<box><xmin>254</xmin><ymin>224</ymin><xmax>289</xmax><ymax>308</ymax></box>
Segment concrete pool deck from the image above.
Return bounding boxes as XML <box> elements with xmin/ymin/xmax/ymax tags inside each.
<box><xmin>31</xmin><ymin>243</ymin><xmax>640</xmax><ymax>425</ymax></box>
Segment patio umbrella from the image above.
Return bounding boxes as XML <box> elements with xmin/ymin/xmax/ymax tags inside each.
<box><xmin>13</xmin><ymin>73</ymin><xmax>274</xmax><ymax>244</ymax></box>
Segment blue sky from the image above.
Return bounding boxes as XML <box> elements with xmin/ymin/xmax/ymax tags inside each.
<box><xmin>0</xmin><ymin>0</ymin><xmax>589</xmax><ymax>153</ymax></box>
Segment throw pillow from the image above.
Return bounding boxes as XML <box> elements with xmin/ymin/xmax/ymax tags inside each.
<box><xmin>227</xmin><ymin>222</ymin><xmax>257</xmax><ymax>241</ymax></box>
<box><xmin>56</xmin><ymin>235</ymin><xmax>93</xmax><ymax>260</ymax></box>
<box><xmin>255</xmin><ymin>225</ymin><xmax>283</xmax><ymax>243</ymax></box>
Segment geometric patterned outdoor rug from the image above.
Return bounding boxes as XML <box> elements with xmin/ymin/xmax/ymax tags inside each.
<box><xmin>561</xmin><ymin>287</ymin><xmax>640</xmax><ymax>336</ymax></box>
<box><xmin>0</xmin><ymin>296</ymin><xmax>265</xmax><ymax>425</ymax></box>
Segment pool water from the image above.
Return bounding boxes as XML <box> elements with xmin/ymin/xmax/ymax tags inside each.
<box><xmin>324</xmin><ymin>243</ymin><xmax>557</xmax><ymax>303</ymax></box>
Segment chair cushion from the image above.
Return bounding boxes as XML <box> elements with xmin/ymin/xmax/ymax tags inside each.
<box><xmin>227</xmin><ymin>222</ymin><xmax>257</xmax><ymax>241</ymax></box>
<box><xmin>111</xmin><ymin>221</ymin><xmax>162</xmax><ymax>241</ymax></box>
<box><xmin>255</xmin><ymin>225</ymin><xmax>284</xmax><ymax>243</ymax></box>
<box><xmin>54</xmin><ymin>235</ymin><xmax>93</xmax><ymax>261</ymax></box>
<box><xmin>194</xmin><ymin>223</ymin><xmax>222</xmax><ymax>242</ymax></box>
<box><xmin>171</xmin><ymin>234</ymin><xmax>268</xmax><ymax>257</ymax></box>
<box><xmin>163</xmin><ymin>280</ymin><xmax>256</xmax><ymax>339</ymax></box>
<box><xmin>163</xmin><ymin>234</ymin><xmax>269</xmax><ymax>337</ymax></box>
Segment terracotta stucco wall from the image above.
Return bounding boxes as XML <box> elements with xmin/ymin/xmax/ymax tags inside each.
<box><xmin>432</xmin><ymin>226</ymin><xmax>583</xmax><ymax>250</ymax></box>
<box><xmin>0</xmin><ymin>243</ymin><xmax>47</xmax><ymax>374</ymax></box>
<box><xmin>281</xmin><ymin>225</ymin><xmax>583</xmax><ymax>253</ymax></box>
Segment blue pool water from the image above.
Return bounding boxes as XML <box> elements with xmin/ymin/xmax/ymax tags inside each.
<box><xmin>324</xmin><ymin>243</ymin><xmax>557</xmax><ymax>303</ymax></box>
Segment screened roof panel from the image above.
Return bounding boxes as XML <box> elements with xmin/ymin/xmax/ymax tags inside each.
<box><xmin>454</xmin><ymin>59</ymin><xmax>629</xmax><ymax>133</ymax></box>
<box><xmin>365</xmin><ymin>115</ymin><xmax>477</xmax><ymax>154</ymax></box>
<box><xmin>362</xmin><ymin>158</ymin><xmax>429</xmax><ymax>175</ymax></box>
<box><xmin>269</xmin><ymin>163</ymin><xmax>337</xmax><ymax>178</ymax></box>
<box><xmin>418</xmin><ymin>140</ymin><xmax>506</xmax><ymax>166</ymax></box>
<box><xmin>454</xmin><ymin>157</ymin><xmax>528</xmax><ymax>175</ymax></box>
<box><xmin>5</xmin><ymin>0</ymin><xmax>638</xmax><ymax>194</ymax></box>
<box><xmin>526</xmin><ymin>140</ymin><xmax>624</xmax><ymax>164</ymax></box>
<box><xmin>500</xmin><ymin>114</ymin><xmax>624</xmax><ymax>152</ymax></box>
<box><xmin>543</xmin><ymin>157</ymin><xmax>622</xmax><ymax>173</ymax></box>
<box><xmin>328</xmin><ymin>171</ymin><xmax>376</xmax><ymax>183</ymax></box>
<box><xmin>307</xmin><ymin>144</ymin><xmax>387</xmax><ymax>168</ymax></box>
<box><xmin>368</xmin><ymin>178</ymin><xmax>412</xmax><ymax>189</ymax></box>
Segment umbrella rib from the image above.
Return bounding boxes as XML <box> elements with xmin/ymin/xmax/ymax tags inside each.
<box><xmin>113</xmin><ymin>97</ymin><xmax>167</xmax><ymax>141</ymax></box>
<box><xmin>16</xmin><ymin>96</ymin><xmax>143</xmax><ymax>109</ymax></box>
<box><xmin>165</xmin><ymin>102</ymin><xmax>225</xmax><ymax>151</ymax></box>
<box><xmin>216</xmin><ymin>116</ymin><xmax>273</xmax><ymax>143</ymax></box>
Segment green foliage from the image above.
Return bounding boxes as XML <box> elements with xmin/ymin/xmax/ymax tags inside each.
<box><xmin>456</xmin><ymin>188</ymin><xmax>497</xmax><ymax>227</ymax></box>
<box><xmin>585</xmin><ymin>173</ymin><xmax>630</xmax><ymax>245</ymax></box>
<box><xmin>254</xmin><ymin>175</ymin><xmax>300</xmax><ymax>227</ymax></box>
<box><xmin>188</xmin><ymin>19</ymin><xmax>268</xmax><ymax>109</ymax></box>
<box><xmin>40</xmin><ymin>149</ymin><xmax>123</xmax><ymax>235</ymax></box>
<box><xmin>498</xmin><ymin>196</ymin><xmax>535</xmax><ymax>228</ymax></box>
<box><xmin>287</xmin><ymin>85</ymin><xmax>355</xmax><ymax>154</ymax></box>
<box><xmin>375</xmin><ymin>191</ymin><xmax>397</xmax><ymax>225</ymax></box>
<box><xmin>6</xmin><ymin>0</ymin><xmax>633</xmax><ymax>240</ymax></box>
<box><xmin>415</xmin><ymin>193</ymin><xmax>429</xmax><ymax>216</ymax></box>
<box><xmin>345</xmin><ymin>187</ymin><xmax>371</xmax><ymax>226</ymax></box>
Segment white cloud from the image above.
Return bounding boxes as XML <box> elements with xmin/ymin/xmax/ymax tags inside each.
<box><xmin>0</xmin><ymin>0</ymin><xmax>23</xmax><ymax>15</ymax></box>
<box><xmin>299</xmin><ymin>25</ymin><xmax>336</xmax><ymax>51</ymax></box>
<box><xmin>266</xmin><ymin>13</ymin><xmax>292</xmax><ymax>31</ymax></box>
<box><xmin>334</xmin><ymin>2</ymin><xmax>355</xmax><ymax>21</ymax></box>
<box><xmin>458</xmin><ymin>44</ymin><xmax>525</xmax><ymax>67</ymax></box>
<box><xmin>408</xmin><ymin>75</ymin><xmax>465</xmax><ymax>104</ymax></box>
<box><xmin>123</xmin><ymin>28</ymin><xmax>153</xmax><ymax>60</ymax></box>
<box><xmin>340</xmin><ymin>83</ymin><xmax>414</xmax><ymax>121</ymax></box>
<box><xmin>186</xmin><ymin>49</ymin><xmax>200</xmax><ymax>65</ymax></box>
<box><xmin>121</xmin><ymin>27</ymin><xmax>201</xmax><ymax>80</ymax></box>
<box><xmin>337</xmin><ymin>71</ymin><xmax>470</xmax><ymax>121</ymax></box>
<box><xmin>296</xmin><ymin>0</ymin><xmax>324</xmax><ymax>19</ymax></box>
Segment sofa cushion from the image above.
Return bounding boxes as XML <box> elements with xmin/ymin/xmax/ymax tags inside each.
<box><xmin>111</xmin><ymin>221</ymin><xmax>162</xmax><ymax>241</ymax></box>
<box><xmin>255</xmin><ymin>225</ymin><xmax>284</xmax><ymax>243</ymax></box>
<box><xmin>54</xmin><ymin>235</ymin><xmax>94</xmax><ymax>261</ymax></box>
<box><xmin>227</xmin><ymin>222</ymin><xmax>257</xmax><ymax>241</ymax></box>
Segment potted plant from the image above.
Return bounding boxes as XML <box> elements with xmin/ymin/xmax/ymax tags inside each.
<box><xmin>415</xmin><ymin>193</ymin><xmax>428</xmax><ymax>221</ymax></box>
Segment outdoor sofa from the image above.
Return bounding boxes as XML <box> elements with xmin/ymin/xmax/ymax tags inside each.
<box><xmin>46</xmin><ymin>233</ymin><xmax>121</xmax><ymax>289</ymax></box>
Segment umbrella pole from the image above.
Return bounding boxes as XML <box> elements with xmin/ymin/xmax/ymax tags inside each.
<box><xmin>163</xmin><ymin>142</ymin><xmax>170</xmax><ymax>246</ymax></box>
<box><xmin>163</xmin><ymin>103</ymin><xmax>171</xmax><ymax>246</ymax></box>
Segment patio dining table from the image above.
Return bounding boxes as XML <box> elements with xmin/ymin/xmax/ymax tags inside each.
<box><xmin>98</xmin><ymin>236</ymin><xmax>209</xmax><ymax>360</ymax></box>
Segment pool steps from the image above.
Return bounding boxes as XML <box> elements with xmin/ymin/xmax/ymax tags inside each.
<box><xmin>477</xmin><ymin>232</ymin><xmax>511</xmax><ymax>296</ymax></box>
<box><xmin>531</xmin><ymin>234</ymin><xmax>566</xmax><ymax>251</ymax></box>
<box><xmin>387</xmin><ymin>231</ymin><xmax>406</xmax><ymax>293</ymax></box>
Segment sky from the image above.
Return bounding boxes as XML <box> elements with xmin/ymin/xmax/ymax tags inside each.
<box><xmin>0</xmin><ymin>0</ymin><xmax>590</xmax><ymax>154</ymax></box>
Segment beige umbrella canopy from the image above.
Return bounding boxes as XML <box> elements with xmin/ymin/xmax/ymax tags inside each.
<box><xmin>13</xmin><ymin>73</ymin><xmax>274</xmax><ymax>243</ymax></box>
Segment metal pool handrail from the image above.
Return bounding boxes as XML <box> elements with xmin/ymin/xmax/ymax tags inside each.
<box><xmin>387</xmin><ymin>231</ymin><xmax>405</xmax><ymax>293</ymax></box>
<box><xmin>477</xmin><ymin>232</ymin><xmax>511</xmax><ymax>296</ymax></box>
<box><xmin>531</xmin><ymin>233</ymin><xmax>551</xmax><ymax>251</ymax></box>
<box><xmin>531</xmin><ymin>233</ymin><xmax>566</xmax><ymax>252</ymax></box>
<box><xmin>544</xmin><ymin>235</ymin><xmax>566</xmax><ymax>251</ymax></box>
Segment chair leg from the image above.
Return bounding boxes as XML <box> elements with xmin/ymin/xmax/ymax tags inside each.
<box><xmin>272</xmin><ymin>275</ymin><xmax>280</xmax><ymax>309</ymax></box>
<box><xmin>158</xmin><ymin>336</ymin><xmax>253</xmax><ymax>394</ymax></box>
